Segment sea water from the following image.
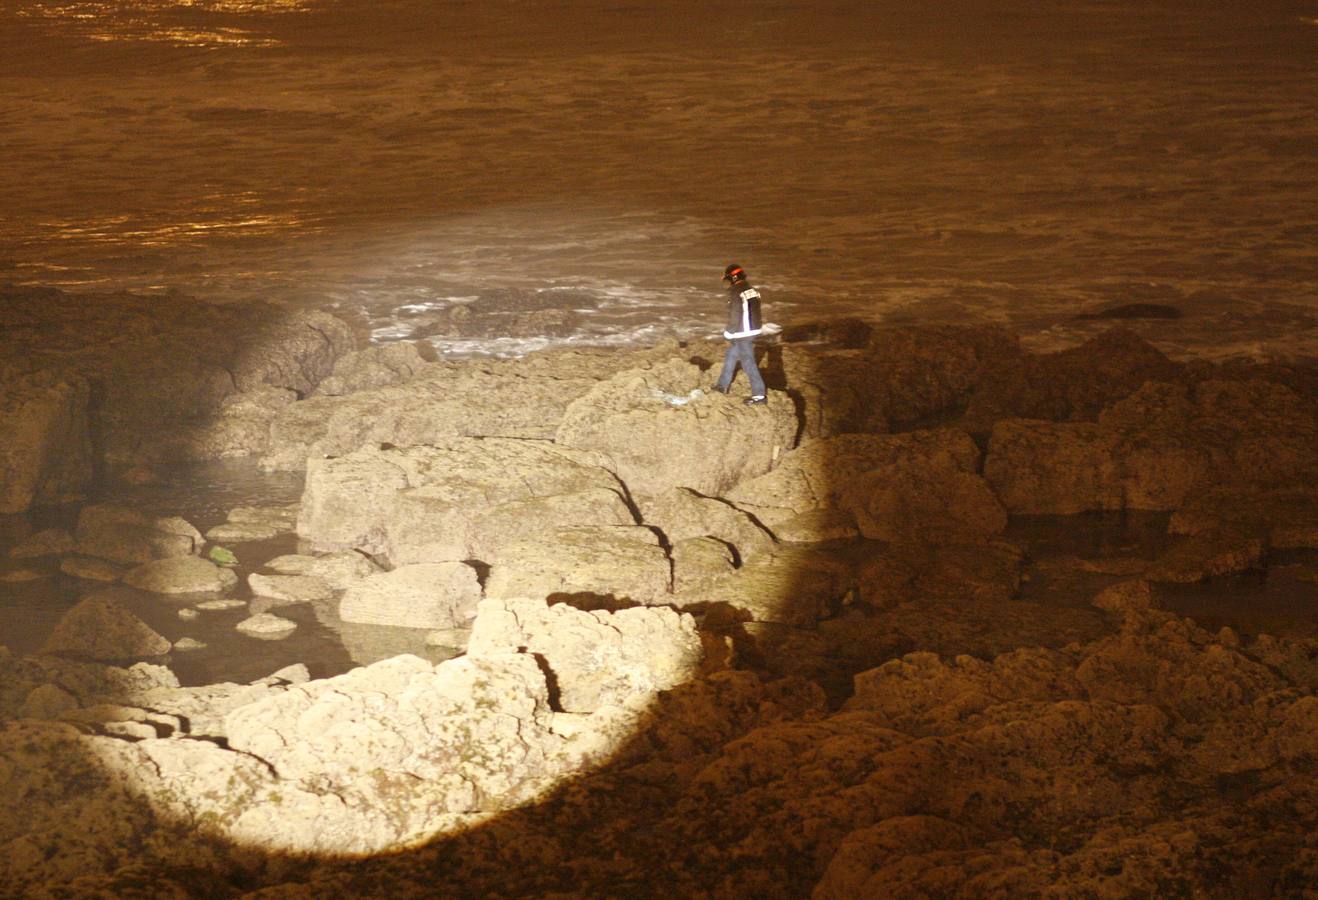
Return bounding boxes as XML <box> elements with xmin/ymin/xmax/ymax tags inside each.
<box><xmin>1</xmin><ymin>0</ymin><xmax>1315</xmax><ymax>359</ymax></box>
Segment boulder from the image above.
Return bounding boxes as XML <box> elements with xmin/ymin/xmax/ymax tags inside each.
<box><xmin>74</xmin><ymin>505</ymin><xmax>198</xmax><ymax>566</ymax></box>
<box><xmin>637</xmin><ymin>487</ymin><xmax>776</xmax><ymax>563</ymax></box>
<box><xmin>39</xmin><ymin>592</ymin><xmax>171</xmax><ymax>661</ymax></box>
<box><xmin>484</xmin><ymin>526</ymin><xmax>672</xmax><ymax>606</ymax></box>
<box><xmin>838</xmin><ymin>457</ymin><xmax>1006</xmax><ymax>544</ymax></box>
<box><xmin>985</xmin><ymin>379</ymin><xmax>1318</xmax><ymax>515</ymax></box>
<box><xmin>338</xmin><ymin>563</ymin><xmax>482</xmax><ymax>629</ymax></box>
<box><xmin>768</xmin><ymin>507</ymin><xmax>861</xmax><ymax>543</ymax></box>
<box><xmin>468</xmin><ymin>595</ymin><xmax>704</xmax><ymax>713</ymax></box>
<box><xmin>176</xmin><ymin>385</ymin><xmax>297</xmax><ymax>460</ymax></box>
<box><xmin>1169</xmin><ymin>483</ymin><xmax>1318</xmax><ymax>550</ymax></box>
<box><xmin>0</xmin><ymin>370</ymin><xmax>93</xmax><ymax>514</ymax></box>
<box><xmin>261</xmin><ymin>348</ymin><xmax>629</xmax><ymax>472</ymax></box>
<box><xmin>964</xmin><ymin>329</ymin><xmax>1179</xmax><ymax>429</ymax></box>
<box><xmin>224</xmin><ymin>653</ymin><xmax>562</xmax><ymax>818</ymax></box>
<box><xmin>7</xmin><ymin>289</ymin><xmax>354</xmax><ymax>469</ymax></box>
<box><xmin>554</xmin><ymin>358</ymin><xmax>798</xmax><ymax>498</ymax></box>
<box><xmin>779</xmin><ymin>323</ymin><xmax>1018</xmax><ymax>438</ymax></box>
<box><xmin>10</xmin><ymin>527</ymin><xmax>75</xmax><ymax>559</ymax></box>
<box><xmin>1092</xmin><ymin>579</ymin><xmax>1157</xmax><ymax>616</ymax></box>
<box><xmin>153</xmin><ymin>516</ymin><xmax>204</xmax><ymax>546</ymax></box>
<box><xmin>314</xmin><ymin>341</ymin><xmax>429</xmax><ymax>396</ymax></box>
<box><xmin>20</xmin><ymin>684</ymin><xmax>80</xmax><ymax>719</ymax></box>
<box><xmin>857</xmin><ymin>540</ymin><xmax>1024</xmax><ymax>609</ymax></box>
<box><xmin>298</xmin><ymin>439</ymin><xmax>634</xmax><ymax>565</ymax></box>
<box><xmin>726</xmin><ymin>429</ymin><xmax>996</xmax><ymax>544</ymax></box>
<box><xmin>122</xmin><ymin>556</ymin><xmax>238</xmax><ymax>595</ymax></box>
<box><xmin>983</xmin><ymin>420</ymin><xmax>1121</xmax><ymax>515</ymax></box>
<box><xmin>59</xmin><ymin>556</ymin><xmax>124</xmax><ymax>582</ymax></box>
<box><xmin>670</xmin><ymin>536</ymin><xmax>738</xmax><ymax>593</ymax></box>
<box><xmin>672</xmin><ymin>547</ymin><xmax>853</xmax><ymax>626</ymax></box>
<box><xmin>1145</xmin><ymin>532</ymin><xmax>1265</xmax><ymax>584</ymax></box>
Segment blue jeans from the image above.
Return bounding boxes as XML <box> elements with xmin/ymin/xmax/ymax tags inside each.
<box><xmin>715</xmin><ymin>337</ymin><xmax>766</xmax><ymax>397</ymax></box>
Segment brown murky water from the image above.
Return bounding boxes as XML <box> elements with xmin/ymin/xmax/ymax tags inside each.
<box><xmin>0</xmin><ymin>460</ymin><xmax>453</xmax><ymax>685</ymax></box>
<box><xmin>2</xmin><ymin>1</ymin><xmax>1315</xmax><ymax>357</ymax></box>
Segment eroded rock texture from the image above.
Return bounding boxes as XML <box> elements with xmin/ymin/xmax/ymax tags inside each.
<box><xmin>3</xmin><ymin>317</ymin><xmax>1316</xmax><ymax>897</ymax></box>
<box><xmin>0</xmin><ymin>286</ymin><xmax>356</xmax><ymax>509</ymax></box>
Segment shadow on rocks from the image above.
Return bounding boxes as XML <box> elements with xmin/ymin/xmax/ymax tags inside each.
<box><xmin>5</xmin><ymin>296</ymin><xmax>1318</xmax><ymax>898</ymax></box>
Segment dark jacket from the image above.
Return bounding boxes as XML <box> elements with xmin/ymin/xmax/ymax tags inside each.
<box><xmin>723</xmin><ymin>279</ymin><xmax>763</xmax><ymax>339</ymax></box>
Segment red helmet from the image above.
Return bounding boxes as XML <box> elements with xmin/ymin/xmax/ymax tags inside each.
<box><xmin>723</xmin><ymin>264</ymin><xmax>746</xmax><ymax>283</ymax></box>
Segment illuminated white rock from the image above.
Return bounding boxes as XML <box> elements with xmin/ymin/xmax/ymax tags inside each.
<box><xmin>235</xmin><ymin>613</ymin><xmax>297</xmax><ymax>638</ymax></box>
<box><xmin>338</xmin><ymin>562</ymin><xmax>481</xmax><ymax>629</ymax></box>
<box><xmin>468</xmin><ymin>595</ymin><xmax>704</xmax><ymax>713</ymax></box>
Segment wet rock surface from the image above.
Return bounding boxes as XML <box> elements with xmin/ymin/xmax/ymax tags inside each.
<box><xmin>0</xmin><ymin>287</ymin><xmax>356</xmax><ymax>483</ymax></box>
<box><xmin>1</xmin><ymin>315</ymin><xmax>1316</xmax><ymax>896</ymax></box>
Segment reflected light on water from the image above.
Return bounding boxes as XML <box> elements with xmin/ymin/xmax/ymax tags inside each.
<box><xmin>36</xmin><ymin>209</ymin><xmax>314</xmax><ymax>247</ymax></box>
<box><xmin>16</xmin><ymin>0</ymin><xmax>318</xmax><ymax>47</ymax></box>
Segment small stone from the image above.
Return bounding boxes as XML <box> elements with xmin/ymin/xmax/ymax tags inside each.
<box><xmin>0</xmin><ymin>568</ymin><xmax>47</xmax><ymax>582</ymax></box>
<box><xmin>60</xmin><ymin>556</ymin><xmax>124</xmax><ymax>582</ymax></box>
<box><xmin>205</xmin><ymin>522</ymin><xmax>283</xmax><ymax>543</ymax></box>
<box><xmin>236</xmin><ymin>612</ymin><xmax>298</xmax><ymax>639</ymax></box>
<box><xmin>177</xmin><ymin>608</ymin><xmax>200</xmax><ymax>620</ymax></box>
<box><xmin>173</xmin><ymin>637</ymin><xmax>206</xmax><ymax>651</ymax></box>
<box><xmin>196</xmin><ymin>599</ymin><xmax>247</xmax><ymax>611</ymax></box>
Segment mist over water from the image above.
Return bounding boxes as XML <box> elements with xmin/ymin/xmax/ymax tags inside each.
<box><xmin>2</xmin><ymin>0</ymin><xmax>1315</xmax><ymax>356</ymax></box>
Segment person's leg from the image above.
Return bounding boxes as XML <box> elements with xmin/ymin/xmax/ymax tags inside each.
<box><xmin>715</xmin><ymin>342</ymin><xmax>740</xmax><ymax>391</ymax></box>
<box><xmin>738</xmin><ymin>339</ymin><xmax>766</xmax><ymax>398</ymax></box>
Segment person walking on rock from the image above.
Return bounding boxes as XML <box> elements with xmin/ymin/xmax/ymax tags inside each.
<box><xmin>713</xmin><ymin>263</ymin><xmax>768</xmax><ymax>405</ymax></box>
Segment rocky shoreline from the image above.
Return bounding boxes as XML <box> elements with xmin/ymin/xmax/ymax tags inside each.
<box><xmin>2</xmin><ymin>286</ymin><xmax>1316</xmax><ymax>896</ymax></box>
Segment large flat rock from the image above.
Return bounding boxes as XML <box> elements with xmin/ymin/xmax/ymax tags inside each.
<box><xmin>554</xmin><ymin>358</ymin><xmax>799</xmax><ymax>499</ymax></box>
<box><xmin>298</xmin><ymin>438</ymin><xmax>634</xmax><ymax>565</ymax></box>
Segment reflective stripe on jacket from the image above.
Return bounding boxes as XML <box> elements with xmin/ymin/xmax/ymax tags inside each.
<box><xmin>723</xmin><ymin>284</ymin><xmax>763</xmax><ymax>339</ymax></box>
